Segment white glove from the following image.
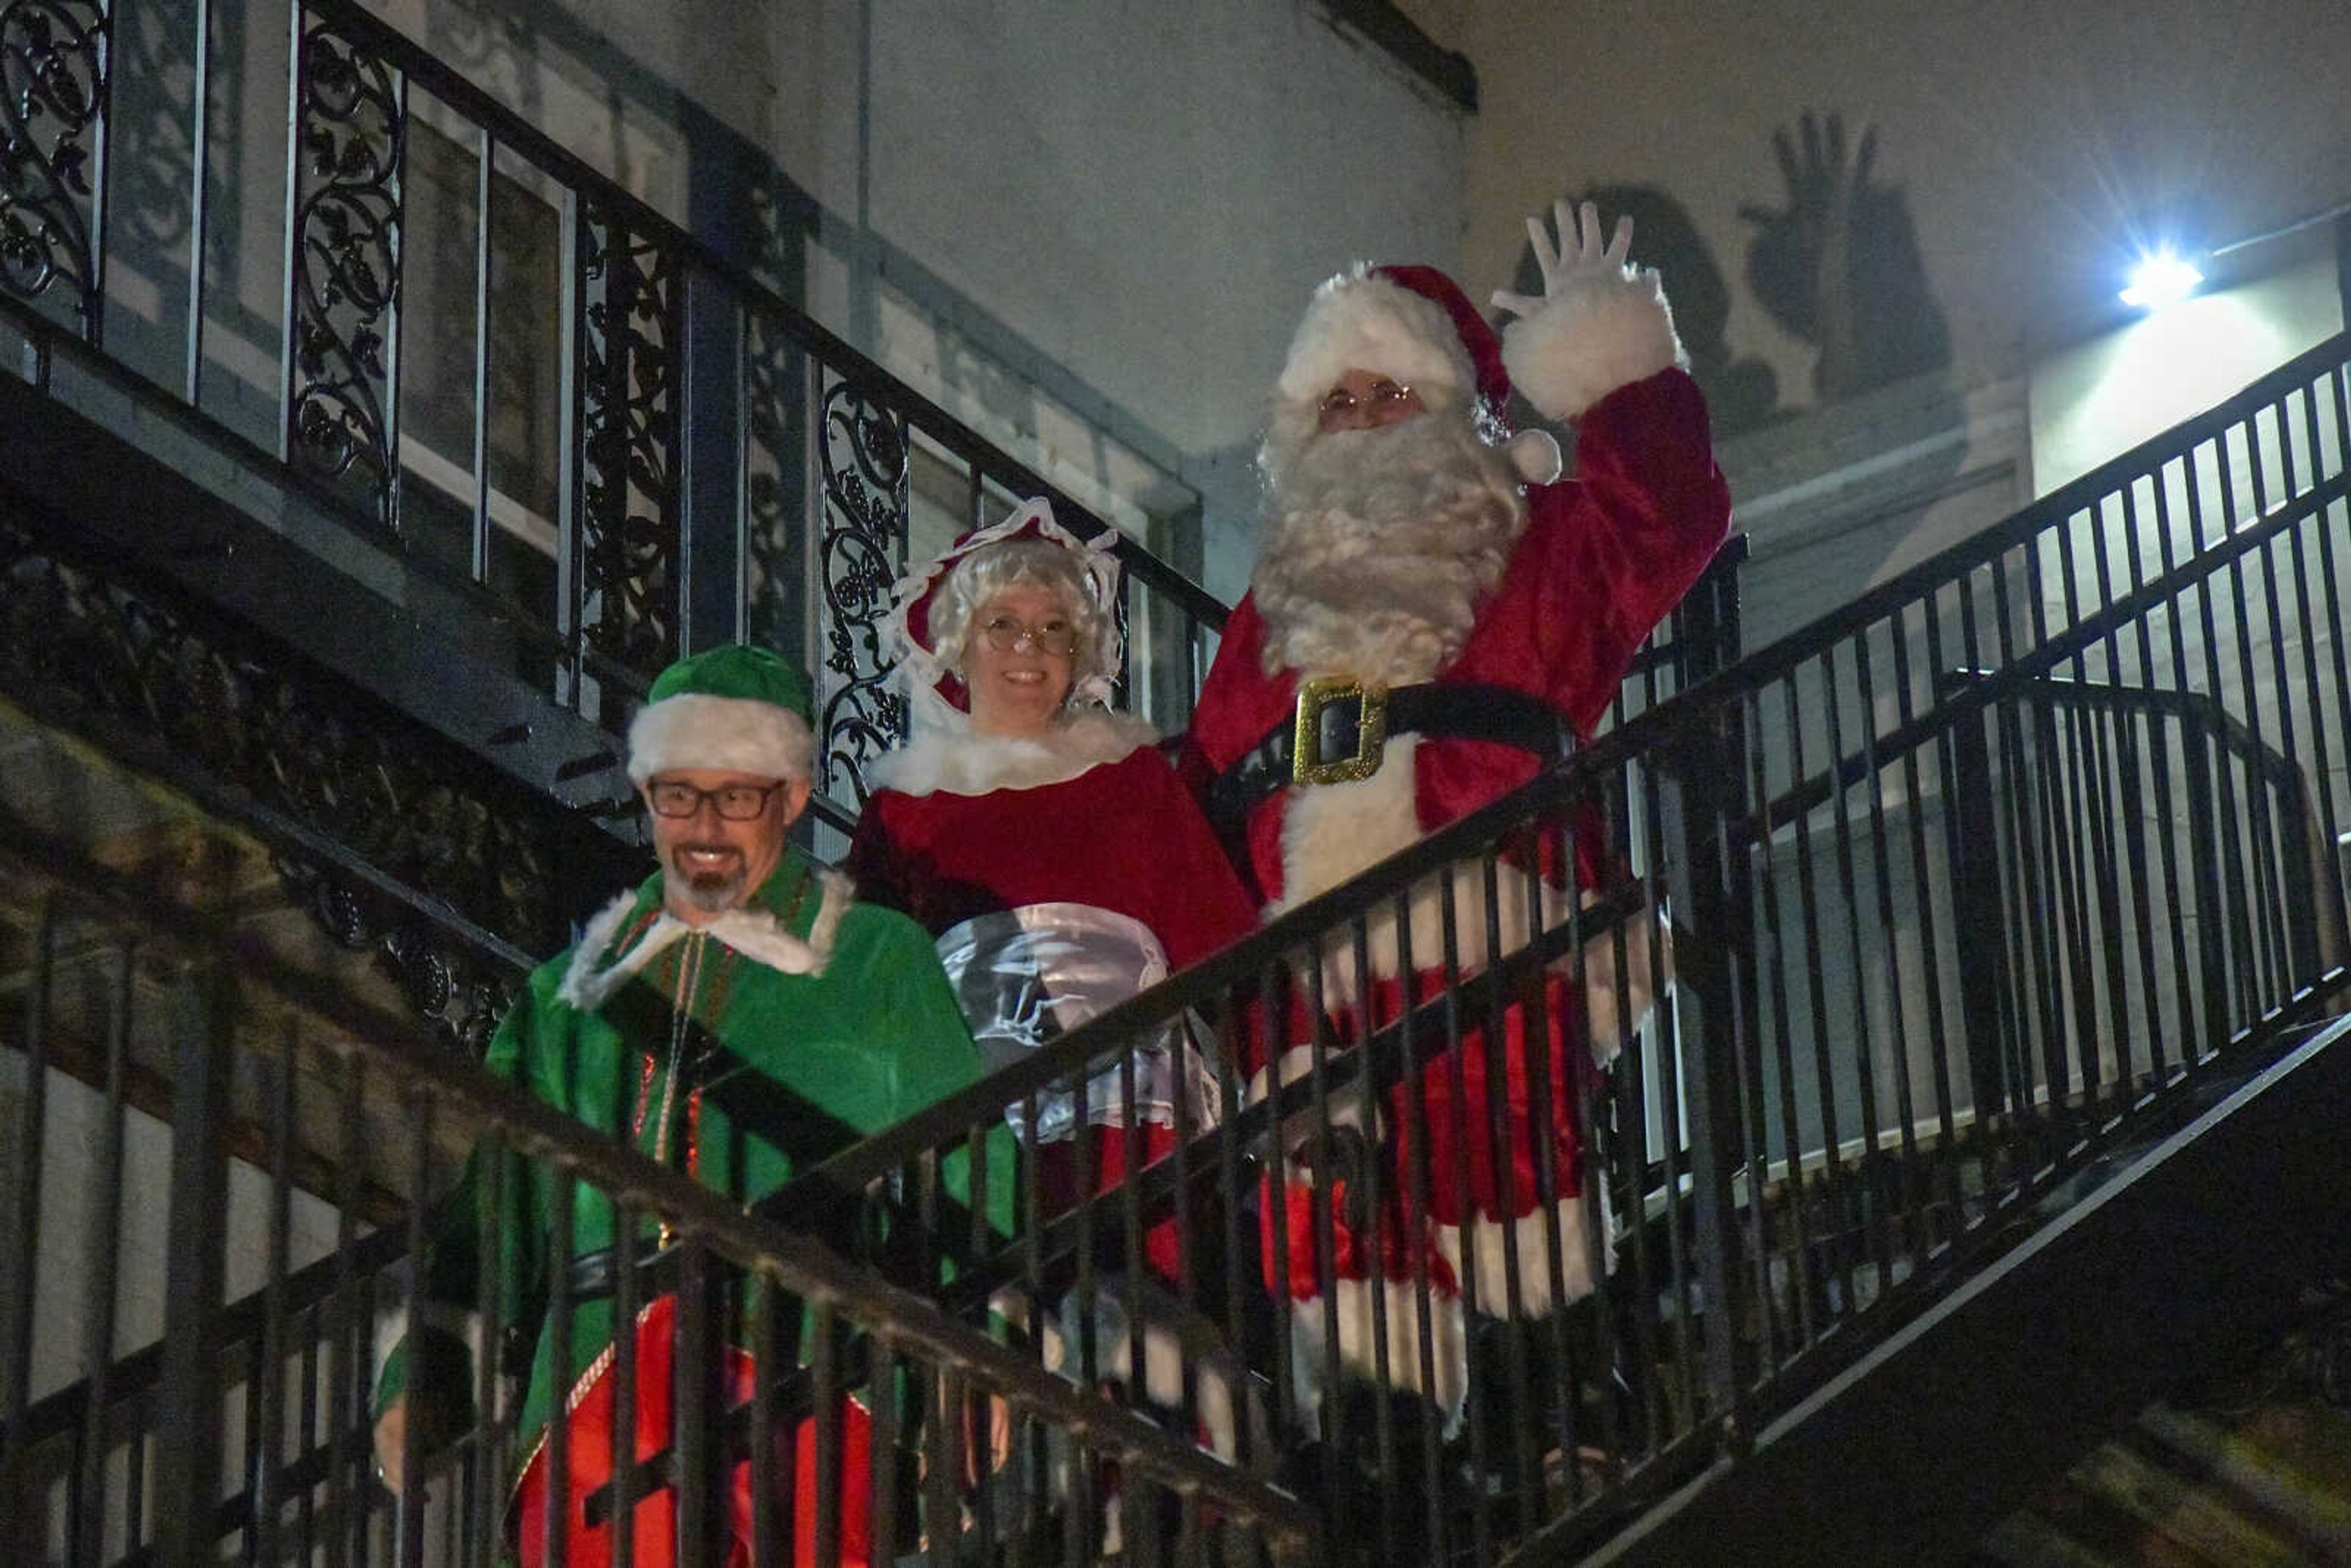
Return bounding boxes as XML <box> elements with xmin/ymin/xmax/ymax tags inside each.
<box><xmin>1488</xmin><ymin>199</ymin><xmax>1681</xmax><ymax>422</ymax></box>
<box><xmin>1490</xmin><ymin>199</ymin><xmax>1638</xmax><ymax>322</ymax></box>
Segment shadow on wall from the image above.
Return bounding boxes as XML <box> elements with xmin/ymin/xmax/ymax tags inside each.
<box><xmin>1517</xmin><ymin>113</ymin><xmax>1957</xmax><ymax>440</ymax></box>
<box><xmin>1513</xmin><ymin>182</ymin><xmax>1779</xmax><ymax>438</ymax></box>
<box><xmin>1740</xmin><ymin>111</ymin><xmax>1952</xmax><ymax>407</ymax></box>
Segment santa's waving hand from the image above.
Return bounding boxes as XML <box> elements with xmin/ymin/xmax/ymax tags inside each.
<box><xmin>1183</xmin><ymin>202</ymin><xmax>1731</xmax><ymax>1510</ymax></box>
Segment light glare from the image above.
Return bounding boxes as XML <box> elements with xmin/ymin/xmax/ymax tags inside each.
<box><xmin>2120</xmin><ymin>250</ymin><xmax>2205</xmax><ymax>309</ymax></box>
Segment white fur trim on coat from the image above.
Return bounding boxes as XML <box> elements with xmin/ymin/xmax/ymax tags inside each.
<box><xmin>557</xmin><ymin>870</ymin><xmax>852</xmax><ymax>1011</ymax></box>
<box><xmin>1272</xmin><ymin>733</ymin><xmax>1426</xmax><ymax>920</ymax></box>
<box><xmin>1500</xmin><ymin>267</ymin><xmax>1684</xmax><ymax>423</ymax></box>
<box><xmin>1247</xmin><ymin>1043</ymin><xmax>1379</xmax><ymax>1135</ymax></box>
<box><xmin>1278</xmin><ymin>270</ymin><xmax>1476</xmax><ymax>406</ymax></box>
<box><xmin>1273</xmin><ymin>737</ymin><xmax>1542</xmax><ymax>1003</ymax></box>
<box><xmin>1435</xmin><ymin>1196</ymin><xmax>1612</xmax><ymax>1322</ymax></box>
<box><xmin>866</xmin><ymin>709</ymin><xmax>1158</xmax><ymax>798</ymax></box>
<box><xmin>1289</xmin><ymin>1275</ymin><xmax>1468</xmax><ymax>1439</ymax></box>
<box><xmin>1273</xmin><ymin>745</ymin><xmax>1667</xmax><ymax>1060</ymax></box>
<box><xmin>626</xmin><ymin>692</ymin><xmax>814</xmax><ymax>784</ymax></box>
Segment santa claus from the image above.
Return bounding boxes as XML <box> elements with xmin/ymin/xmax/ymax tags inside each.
<box><xmin>1183</xmin><ymin>203</ymin><xmax>1732</xmax><ymax>1477</ymax></box>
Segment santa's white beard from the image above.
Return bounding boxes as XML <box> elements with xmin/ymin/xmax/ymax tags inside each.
<box><xmin>1254</xmin><ymin>408</ymin><xmax>1526</xmax><ymax>685</ymax></box>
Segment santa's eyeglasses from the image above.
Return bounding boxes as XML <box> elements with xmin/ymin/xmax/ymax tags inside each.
<box><xmin>975</xmin><ymin>613</ymin><xmax>1080</xmax><ymax>658</ymax></box>
<box><xmin>1318</xmin><ymin>377</ymin><xmax>1415</xmax><ymax>419</ymax></box>
<box><xmin>645</xmin><ymin>779</ymin><xmax>785</xmax><ymax>820</ymax></box>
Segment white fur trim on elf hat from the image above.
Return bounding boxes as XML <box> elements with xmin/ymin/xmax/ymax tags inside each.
<box><xmin>626</xmin><ymin>692</ymin><xmax>815</xmax><ymax>784</ymax></box>
<box><xmin>1276</xmin><ymin>269</ymin><xmax>1476</xmax><ymax>406</ymax></box>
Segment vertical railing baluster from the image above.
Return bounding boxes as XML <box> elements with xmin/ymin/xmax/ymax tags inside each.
<box><xmin>1</xmin><ymin>896</ymin><xmax>56</xmax><ymax>1495</ymax></box>
<box><xmin>328</xmin><ymin>1051</ymin><xmax>369</xmax><ymax>1568</ymax></box>
<box><xmin>1676</xmin><ymin>700</ymin><xmax>1754</xmax><ymax>1460</ymax></box>
<box><xmin>184</xmin><ymin>0</ymin><xmax>214</xmax><ymax>401</ymax></box>
<box><xmin>73</xmin><ymin>937</ymin><xmax>134</xmax><ymax>1568</ymax></box>
<box><xmin>154</xmin><ymin>958</ymin><xmax>235</xmax><ymax>1567</ymax></box>
<box><xmin>249</xmin><ymin>1018</ymin><xmax>298</xmax><ymax>1568</ymax></box>
<box><xmin>396</xmin><ymin>1089</ymin><xmax>433</xmax><ymax>1568</ymax></box>
<box><xmin>1387</xmin><ymin>881</ymin><xmax>1453</xmax><ymax>1552</ymax></box>
<box><xmin>2281</xmin><ymin>386</ymin><xmax>2349</xmax><ymax>981</ymax></box>
<box><xmin>471</xmin><ymin>126</ymin><xmax>495</xmax><ymax>583</ymax></box>
<box><xmin>749</xmin><ymin>1272</ymin><xmax>784</xmax><ymax>1568</ymax></box>
<box><xmin>544</xmin><ymin>1167</ymin><xmax>576</xmax><ymax>1568</ymax></box>
<box><xmin>278</xmin><ymin>2</ymin><xmax>306</xmax><ymax>468</ymax></box>
<box><xmin>808</xmin><ymin>1300</ymin><xmax>843</xmax><ymax>1568</ymax></box>
<box><xmin>1779</xmin><ymin>660</ymin><xmax>1853</xmax><ymax>1321</ymax></box>
<box><xmin>558</xmin><ymin>184</ymin><xmax>587</xmax><ymax>710</ymax></box>
<box><xmin>2208</xmin><ymin>427</ymin><xmax>2270</xmax><ymax>1020</ymax></box>
<box><xmin>1749</xmin><ymin>681</ymin><xmax>1815</xmax><ymax>1356</ymax></box>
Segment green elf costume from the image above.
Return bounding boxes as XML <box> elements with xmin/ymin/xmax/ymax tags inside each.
<box><xmin>374</xmin><ymin>645</ymin><xmax>1011</xmax><ymax>1568</ymax></box>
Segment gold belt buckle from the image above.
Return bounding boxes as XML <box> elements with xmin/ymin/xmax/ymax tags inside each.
<box><xmin>1292</xmin><ymin>676</ymin><xmax>1389</xmax><ymax>785</ymax></box>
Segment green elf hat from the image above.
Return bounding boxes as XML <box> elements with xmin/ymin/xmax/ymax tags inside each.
<box><xmin>626</xmin><ymin>644</ymin><xmax>817</xmax><ymax>784</ymax></box>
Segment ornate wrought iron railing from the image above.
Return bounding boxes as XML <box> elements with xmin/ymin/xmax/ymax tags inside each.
<box><xmin>0</xmin><ymin>0</ymin><xmax>1229</xmax><ymax>829</ymax></box>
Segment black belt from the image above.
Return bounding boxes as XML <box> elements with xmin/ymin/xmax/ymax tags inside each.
<box><xmin>1205</xmin><ymin>677</ymin><xmax>1571</xmax><ymax>835</ymax></box>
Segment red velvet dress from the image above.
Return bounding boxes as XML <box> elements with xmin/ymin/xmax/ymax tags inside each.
<box><xmin>1182</xmin><ymin>369</ymin><xmax>1731</xmax><ymax>1414</ymax></box>
<box><xmin>846</xmin><ymin>730</ymin><xmax>1259</xmax><ymax>1282</ymax></box>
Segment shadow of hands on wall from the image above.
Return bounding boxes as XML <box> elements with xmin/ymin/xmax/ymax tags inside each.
<box><xmin>1513</xmin><ymin>184</ymin><xmax>1779</xmax><ymax>438</ymax></box>
<box><xmin>1741</xmin><ymin>110</ymin><xmax>1952</xmax><ymax>403</ymax></box>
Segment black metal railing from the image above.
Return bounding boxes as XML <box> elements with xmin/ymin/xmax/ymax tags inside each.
<box><xmin>10</xmin><ymin>7</ymin><xmax>2341</xmax><ymax>1567</ymax></box>
<box><xmin>0</xmin><ymin>0</ymin><xmax>1227</xmax><ymax>830</ymax></box>
<box><xmin>0</xmin><ymin>800</ymin><xmax>1319</xmax><ymax>1567</ymax></box>
<box><xmin>736</xmin><ymin>331</ymin><xmax>2351</xmax><ymax>1565</ymax></box>
<box><xmin>10</xmin><ymin>303</ymin><xmax>2344</xmax><ymax>1566</ymax></box>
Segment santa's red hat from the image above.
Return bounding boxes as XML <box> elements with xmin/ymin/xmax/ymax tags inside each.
<box><xmin>1275</xmin><ymin>263</ymin><xmax>1562</xmax><ymax>484</ymax></box>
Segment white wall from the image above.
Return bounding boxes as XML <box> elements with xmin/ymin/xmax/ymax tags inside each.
<box><xmin>1414</xmin><ymin>0</ymin><xmax>2351</xmax><ymax>413</ymax></box>
<box><xmin>372</xmin><ymin>0</ymin><xmax>1472</xmax><ymax>599</ymax></box>
<box><xmin>2030</xmin><ymin>256</ymin><xmax>2345</xmax><ymax>498</ymax></box>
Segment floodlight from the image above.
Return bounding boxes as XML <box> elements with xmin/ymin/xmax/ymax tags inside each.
<box><xmin>2119</xmin><ymin>250</ymin><xmax>2205</xmax><ymax>310</ymax></box>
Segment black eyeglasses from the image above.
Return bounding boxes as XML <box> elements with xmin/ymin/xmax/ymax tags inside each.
<box><xmin>976</xmin><ymin>613</ymin><xmax>1079</xmax><ymax>658</ymax></box>
<box><xmin>646</xmin><ymin>779</ymin><xmax>784</xmax><ymax>820</ymax></box>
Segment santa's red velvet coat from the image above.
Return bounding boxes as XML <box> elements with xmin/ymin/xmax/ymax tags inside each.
<box><xmin>1187</xmin><ymin>366</ymin><xmax>1730</xmax><ymax>904</ymax></box>
<box><xmin>1182</xmin><ymin>367</ymin><xmax>1730</xmax><ymax>1420</ymax></box>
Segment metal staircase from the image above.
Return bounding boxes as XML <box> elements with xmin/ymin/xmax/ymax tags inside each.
<box><xmin>7</xmin><ymin>2</ymin><xmax>2351</xmax><ymax>1564</ymax></box>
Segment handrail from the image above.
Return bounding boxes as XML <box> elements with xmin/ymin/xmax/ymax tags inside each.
<box><xmin>1704</xmin><ymin>330</ymin><xmax>2351</xmax><ymax>696</ymax></box>
<box><xmin>761</xmin><ymin>328</ymin><xmax>2351</xmax><ymax>1566</ymax></box>
<box><xmin>0</xmin><ymin>798</ymin><xmax>1322</xmax><ymax>1559</ymax></box>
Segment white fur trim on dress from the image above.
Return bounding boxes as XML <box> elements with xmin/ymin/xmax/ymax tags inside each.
<box><xmin>557</xmin><ymin>869</ymin><xmax>852</xmax><ymax>1011</ymax></box>
<box><xmin>865</xmin><ymin>709</ymin><xmax>1158</xmax><ymax>798</ymax></box>
<box><xmin>1435</xmin><ymin>1196</ymin><xmax>1613</xmax><ymax>1322</ymax></box>
<box><xmin>1289</xmin><ymin>1276</ymin><xmax>1468</xmax><ymax>1439</ymax></box>
<box><xmin>1278</xmin><ymin>269</ymin><xmax>1477</xmax><ymax>406</ymax></box>
<box><xmin>626</xmin><ymin>692</ymin><xmax>815</xmax><ymax>784</ymax></box>
<box><xmin>1499</xmin><ymin>266</ymin><xmax>1684</xmax><ymax>423</ymax></box>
